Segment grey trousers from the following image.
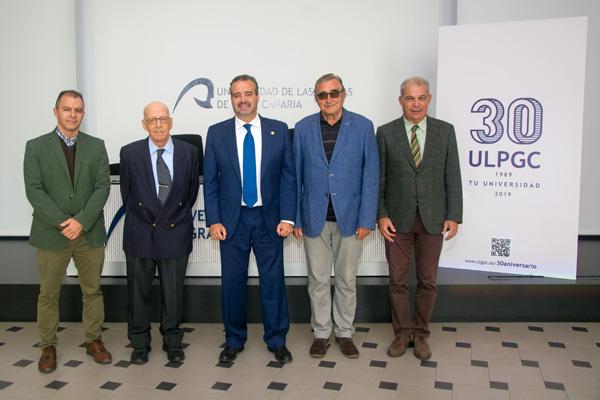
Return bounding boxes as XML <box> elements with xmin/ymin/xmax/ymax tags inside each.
<box><xmin>304</xmin><ymin>222</ymin><xmax>364</xmax><ymax>339</ymax></box>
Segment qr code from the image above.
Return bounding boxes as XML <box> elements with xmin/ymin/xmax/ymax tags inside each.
<box><xmin>491</xmin><ymin>238</ymin><xmax>511</xmax><ymax>257</ymax></box>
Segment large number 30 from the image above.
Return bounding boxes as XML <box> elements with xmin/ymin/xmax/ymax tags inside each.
<box><xmin>470</xmin><ymin>98</ymin><xmax>543</xmax><ymax>145</ymax></box>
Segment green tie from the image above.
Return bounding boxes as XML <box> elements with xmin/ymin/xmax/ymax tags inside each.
<box><xmin>410</xmin><ymin>124</ymin><xmax>422</xmax><ymax>168</ymax></box>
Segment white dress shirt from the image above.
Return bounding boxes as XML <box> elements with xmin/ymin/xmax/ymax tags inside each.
<box><xmin>235</xmin><ymin>115</ymin><xmax>263</xmax><ymax>207</ymax></box>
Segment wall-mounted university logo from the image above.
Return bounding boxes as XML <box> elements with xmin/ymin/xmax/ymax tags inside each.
<box><xmin>173</xmin><ymin>78</ymin><xmax>215</xmax><ymax>111</ymax></box>
<box><xmin>469</xmin><ymin>97</ymin><xmax>543</xmax><ymax>169</ymax></box>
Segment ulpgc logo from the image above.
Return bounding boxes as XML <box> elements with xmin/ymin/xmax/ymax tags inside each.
<box><xmin>469</xmin><ymin>97</ymin><xmax>543</xmax><ymax>169</ymax></box>
<box><xmin>173</xmin><ymin>78</ymin><xmax>215</xmax><ymax>111</ymax></box>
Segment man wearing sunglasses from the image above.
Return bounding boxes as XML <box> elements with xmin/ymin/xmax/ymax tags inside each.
<box><xmin>293</xmin><ymin>73</ymin><xmax>379</xmax><ymax>358</ymax></box>
<box><xmin>377</xmin><ymin>77</ymin><xmax>462</xmax><ymax>360</ymax></box>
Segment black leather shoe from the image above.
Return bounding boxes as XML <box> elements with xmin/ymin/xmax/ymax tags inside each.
<box><xmin>269</xmin><ymin>345</ymin><xmax>293</xmax><ymax>363</ymax></box>
<box><xmin>219</xmin><ymin>345</ymin><xmax>243</xmax><ymax>362</ymax></box>
<box><xmin>166</xmin><ymin>347</ymin><xmax>185</xmax><ymax>362</ymax></box>
<box><xmin>130</xmin><ymin>348</ymin><xmax>149</xmax><ymax>365</ymax></box>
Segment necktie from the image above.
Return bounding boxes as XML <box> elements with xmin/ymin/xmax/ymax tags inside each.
<box><xmin>410</xmin><ymin>124</ymin><xmax>422</xmax><ymax>169</ymax></box>
<box><xmin>156</xmin><ymin>148</ymin><xmax>172</xmax><ymax>204</ymax></box>
<box><xmin>242</xmin><ymin>123</ymin><xmax>257</xmax><ymax>207</ymax></box>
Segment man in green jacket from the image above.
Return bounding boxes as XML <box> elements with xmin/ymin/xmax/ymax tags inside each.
<box><xmin>23</xmin><ymin>90</ymin><xmax>112</xmax><ymax>373</ymax></box>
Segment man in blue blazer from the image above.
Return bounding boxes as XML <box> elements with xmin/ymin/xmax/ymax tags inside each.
<box><xmin>120</xmin><ymin>101</ymin><xmax>201</xmax><ymax>364</ymax></box>
<box><xmin>204</xmin><ymin>75</ymin><xmax>296</xmax><ymax>364</ymax></box>
<box><xmin>293</xmin><ymin>74</ymin><xmax>379</xmax><ymax>358</ymax></box>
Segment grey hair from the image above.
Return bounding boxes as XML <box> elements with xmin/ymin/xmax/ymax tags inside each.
<box><xmin>400</xmin><ymin>76</ymin><xmax>430</xmax><ymax>96</ymax></box>
<box><xmin>314</xmin><ymin>73</ymin><xmax>345</xmax><ymax>95</ymax></box>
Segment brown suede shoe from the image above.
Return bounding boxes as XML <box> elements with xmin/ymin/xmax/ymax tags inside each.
<box><xmin>309</xmin><ymin>338</ymin><xmax>329</xmax><ymax>358</ymax></box>
<box><xmin>414</xmin><ymin>336</ymin><xmax>432</xmax><ymax>360</ymax></box>
<box><xmin>38</xmin><ymin>346</ymin><xmax>57</xmax><ymax>373</ymax></box>
<box><xmin>335</xmin><ymin>337</ymin><xmax>359</xmax><ymax>358</ymax></box>
<box><xmin>86</xmin><ymin>339</ymin><xmax>112</xmax><ymax>364</ymax></box>
<box><xmin>387</xmin><ymin>336</ymin><xmax>409</xmax><ymax>357</ymax></box>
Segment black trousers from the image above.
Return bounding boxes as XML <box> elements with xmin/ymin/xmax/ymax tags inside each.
<box><xmin>125</xmin><ymin>255</ymin><xmax>189</xmax><ymax>350</ymax></box>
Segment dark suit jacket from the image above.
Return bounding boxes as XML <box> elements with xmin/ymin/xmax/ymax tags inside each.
<box><xmin>120</xmin><ymin>137</ymin><xmax>200</xmax><ymax>259</ymax></box>
<box><xmin>203</xmin><ymin>116</ymin><xmax>296</xmax><ymax>240</ymax></box>
<box><xmin>23</xmin><ymin>131</ymin><xmax>110</xmax><ymax>250</ymax></box>
<box><xmin>376</xmin><ymin>116</ymin><xmax>462</xmax><ymax>234</ymax></box>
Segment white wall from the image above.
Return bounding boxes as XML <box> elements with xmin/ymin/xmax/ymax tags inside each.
<box><xmin>0</xmin><ymin>0</ymin><xmax>77</xmax><ymax>235</ymax></box>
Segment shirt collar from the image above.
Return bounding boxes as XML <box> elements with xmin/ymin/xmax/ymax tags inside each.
<box><xmin>148</xmin><ymin>135</ymin><xmax>174</xmax><ymax>154</ymax></box>
<box><xmin>235</xmin><ymin>115</ymin><xmax>261</xmax><ymax>131</ymax></box>
<box><xmin>55</xmin><ymin>127</ymin><xmax>78</xmax><ymax>147</ymax></box>
<box><xmin>404</xmin><ymin>116</ymin><xmax>428</xmax><ymax>133</ymax></box>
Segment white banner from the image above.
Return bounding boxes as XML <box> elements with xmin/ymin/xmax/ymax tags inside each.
<box><xmin>436</xmin><ymin>17</ymin><xmax>587</xmax><ymax>279</ymax></box>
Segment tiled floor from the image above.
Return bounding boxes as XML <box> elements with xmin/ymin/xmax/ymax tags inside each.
<box><xmin>0</xmin><ymin>322</ymin><xmax>599</xmax><ymax>399</ymax></box>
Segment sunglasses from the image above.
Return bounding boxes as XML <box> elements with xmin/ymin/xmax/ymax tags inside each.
<box><xmin>316</xmin><ymin>89</ymin><xmax>344</xmax><ymax>100</ymax></box>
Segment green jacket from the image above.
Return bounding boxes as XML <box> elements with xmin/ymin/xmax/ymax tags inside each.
<box><xmin>23</xmin><ymin>130</ymin><xmax>110</xmax><ymax>250</ymax></box>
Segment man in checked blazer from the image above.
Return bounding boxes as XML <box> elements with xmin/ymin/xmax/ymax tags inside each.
<box><xmin>377</xmin><ymin>76</ymin><xmax>462</xmax><ymax>360</ymax></box>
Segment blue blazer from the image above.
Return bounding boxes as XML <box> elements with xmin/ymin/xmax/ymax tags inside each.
<box><xmin>120</xmin><ymin>137</ymin><xmax>201</xmax><ymax>259</ymax></box>
<box><xmin>203</xmin><ymin>116</ymin><xmax>296</xmax><ymax>240</ymax></box>
<box><xmin>293</xmin><ymin>109</ymin><xmax>379</xmax><ymax>238</ymax></box>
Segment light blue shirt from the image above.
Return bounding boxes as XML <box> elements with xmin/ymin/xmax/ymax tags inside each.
<box><xmin>148</xmin><ymin>136</ymin><xmax>174</xmax><ymax>196</ymax></box>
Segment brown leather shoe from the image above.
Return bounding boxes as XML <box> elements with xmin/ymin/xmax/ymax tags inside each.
<box><xmin>387</xmin><ymin>336</ymin><xmax>409</xmax><ymax>357</ymax></box>
<box><xmin>38</xmin><ymin>346</ymin><xmax>57</xmax><ymax>373</ymax></box>
<box><xmin>414</xmin><ymin>336</ymin><xmax>432</xmax><ymax>360</ymax></box>
<box><xmin>86</xmin><ymin>339</ymin><xmax>112</xmax><ymax>364</ymax></box>
<box><xmin>309</xmin><ymin>338</ymin><xmax>329</xmax><ymax>358</ymax></box>
<box><xmin>335</xmin><ymin>337</ymin><xmax>359</xmax><ymax>358</ymax></box>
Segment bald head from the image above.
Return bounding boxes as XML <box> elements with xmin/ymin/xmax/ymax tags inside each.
<box><xmin>142</xmin><ymin>101</ymin><xmax>172</xmax><ymax>148</ymax></box>
<box><xmin>143</xmin><ymin>101</ymin><xmax>170</xmax><ymax>119</ymax></box>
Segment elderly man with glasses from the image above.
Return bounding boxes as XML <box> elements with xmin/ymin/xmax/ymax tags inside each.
<box><xmin>293</xmin><ymin>73</ymin><xmax>379</xmax><ymax>358</ymax></box>
<box><xmin>119</xmin><ymin>101</ymin><xmax>201</xmax><ymax>365</ymax></box>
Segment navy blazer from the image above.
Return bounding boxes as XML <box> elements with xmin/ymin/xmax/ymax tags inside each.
<box><xmin>203</xmin><ymin>116</ymin><xmax>296</xmax><ymax>240</ymax></box>
<box><xmin>120</xmin><ymin>137</ymin><xmax>201</xmax><ymax>259</ymax></box>
<box><xmin>293</xmin><ymin>109</ymin><xmax>379</xmax><ymax>237</ymax></box>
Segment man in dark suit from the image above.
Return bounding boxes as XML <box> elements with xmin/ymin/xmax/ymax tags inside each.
<box><xmin>204</xmin><ymin>74</ymin><xmax>296</xmax><ymax>364</ymax></box>
<box><xmin>120</xmin><ymin>101</ymin><xmax>200</xmax><ymax>364</ymax></box>
<box><xmin>377</xmin><ymin>76</ymin><xmax>462</xmax><ymax>360</ymax></box>
<box><xmin>24</xmin><ymin>90</ymin><xmax>112</xmax><ymax>373</ymax></box>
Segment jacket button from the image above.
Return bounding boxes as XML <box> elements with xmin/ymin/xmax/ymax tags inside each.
<box><xmin>152</xmin><ymin>223</ymin><xmax>156</xmax><ymax>227</ymax></box>
<box><xmin>179</xmin><ymin>202</ymin><xmax>183</xmax><ymax>206</ymax></box>
<box><xmin>69</xmin><ymin>195</ymin><xmax>73</xmax><ymax>199</ymax></box>
<box><xmin>170</xmin><ymin>223</ymin><xmax>175</xmax><ymax>228</ymax></box>
<box><xmin>138</xmin><ymin>202</ymin><xmax>143</xmax><ymax>206</ymax></box>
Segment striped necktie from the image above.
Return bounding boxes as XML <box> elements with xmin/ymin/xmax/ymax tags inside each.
<box><xmin>156</xmin><ymin>148</ymin><xmax>172</xmax><ymax>204</ymax></box>
<box><xmin>410</xmin><ymin>124</ymin><xmax>422</xmax><ymax>169</ymax></box>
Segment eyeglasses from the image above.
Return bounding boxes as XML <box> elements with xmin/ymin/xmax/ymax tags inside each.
<box><xmin>316</xmin><ymin>89</ymin><xmax>344</xmax><ymax>100</ymax></box>
<box><xmin>144</xmin><ymin>116</ymin><xmax>171</xmax><ymax>125</ymax></box>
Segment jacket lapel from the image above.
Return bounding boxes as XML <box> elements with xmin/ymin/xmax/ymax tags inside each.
<box><xmin>420</xmin><ymin>116</ymin><xmax>439</xmax><ymax>169</ymax></box>
<box><xmin>310</xmin><ymin>114</ymin><xmax>328</xmax><ymax>165</ymax></box>
<box><xmin>259</xmin><ymin>116</ymin><xmax>270</xmax><ymax>186</ymax></box>
<box><xmin>224</xmin><ymin>118</ymin><xmax>242</xmax><ymax>185</ymax></box>
<box><xmin>329</xmin><ymin>109</ymin><xmax>351</xmax><ymax>164</ymax></box>
<box><xmin>72</xmin><ymin>132</ymin><xmax>86</xmax><ymax>188</ymax></box>
<box><xmin>141</xmin><ymin>139</ymin><xmax>161</xmax><ymax>207</ymax></box>
<box><xmin>393</xmin><ymin>117</ymin><xmax>418</xmax><ymax>170</ymax></box>
<box><xmin>47</xmin><ymin>132</ymin><xmax>71</xmax><ymax>182</ymax></box>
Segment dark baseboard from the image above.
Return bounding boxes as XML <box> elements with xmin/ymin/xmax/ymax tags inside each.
<box><xmin>2</xmin><ymin>280</ymin><xmax>599</xmax><ymax>322</ymax></box>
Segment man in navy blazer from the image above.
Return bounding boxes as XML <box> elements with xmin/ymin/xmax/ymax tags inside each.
<box><xmin>120</xmin><ymin>101</ymin><xmax>201</xmax><ymax>365</ymax></box>
<box><xmin>204</xmin><ymin>75</ymin><xmax>296</xmax><ymax>364</ymax></box>
<box><xmin>293</xmin><ymin>74</ymin><xmax>379</xmax><ymax>358</ymax></box>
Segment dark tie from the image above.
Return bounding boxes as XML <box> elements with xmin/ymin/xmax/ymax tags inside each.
<box><xmin>156</xmin><ymin>148</ymin><xmax>172</xmax><ymax>204</ymax></box>
<box><xmin>410</xmin><ymin>124</ymin><xmax>422</xmax><ymax>169</ymax></box>
<box><xmin>242</xmin><ymin>123</ymin><xmax>257</xmax><ymax>207</ymax></box>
